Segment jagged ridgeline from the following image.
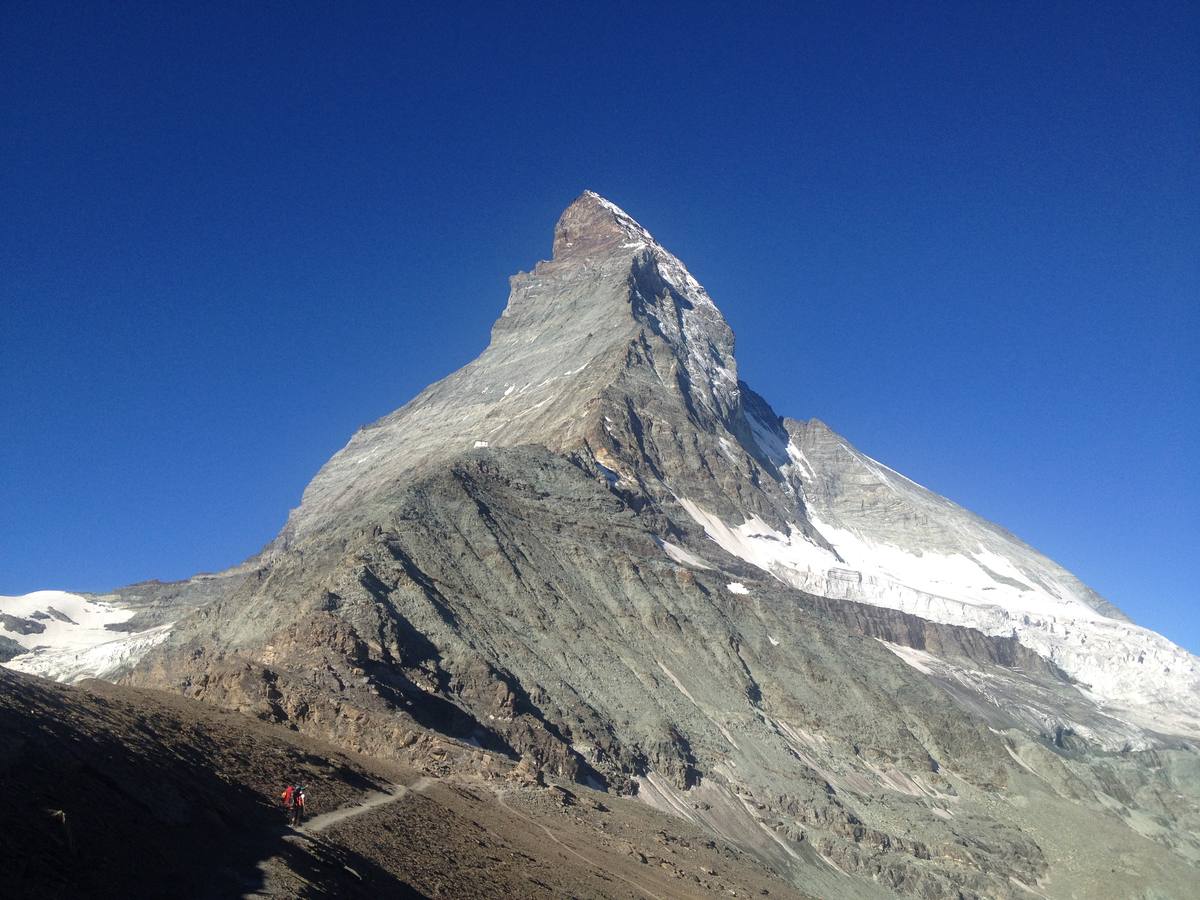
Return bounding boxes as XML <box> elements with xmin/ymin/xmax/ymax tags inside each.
<box><xmin>5</xmin><ymin>193</ymin><xmax>1199</xmax><ymax>899</ymax></box>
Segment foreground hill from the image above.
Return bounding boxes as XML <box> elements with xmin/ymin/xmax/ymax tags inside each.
<box><xmin>0</xmin><ymin>668</ymin><xmax>808</xmax><ymax>898</ymax></box>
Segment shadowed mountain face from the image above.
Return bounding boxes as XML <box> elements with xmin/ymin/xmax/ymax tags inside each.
<box><xmin>0</xmin><ymin>668</ymin><xmax>418</xmax><ymax>899</ymax></box>
<box><xmin>8</xmin><ymin>193</ymin><xmax>1199</xmax><ymax>898</ymax></box>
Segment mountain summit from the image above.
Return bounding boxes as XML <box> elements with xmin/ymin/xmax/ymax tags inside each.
<box><xmin>5</xmin><ymin>193</ymin><xmax>1199</xmax><ymax>899</ymax></box>
<box><xmin>552</xmin><ymin>190</ymin><xmax>657</xmax><ymax>256</ymax></box>
<box><xmin>284</xmin><ymin>190</ymin><xmax>741</xmax><ymax>540</ymax></box>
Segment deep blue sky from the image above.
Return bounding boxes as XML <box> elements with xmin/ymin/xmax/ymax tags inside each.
<box><xmin>2</xmin><ymin>3</ymin><xmax>1196</xmax><ymax>652</ymax></box>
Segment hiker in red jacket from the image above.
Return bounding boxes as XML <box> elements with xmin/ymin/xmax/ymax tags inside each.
<box><xmin>281</xmin><ymin>784</ymin><xmax>295</xmax><ymax>823</ymax></box>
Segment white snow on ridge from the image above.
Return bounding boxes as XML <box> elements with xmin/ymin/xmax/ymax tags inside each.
<box><xmin>678</xmin><ymin>498</ymin><xmax>1200</xmax><ymax>736</ymax></box>
<box><xmin>678</xmin><ymin>498</ymin><xmax>838</xmax><ymax>581</ymax></box>
<box><xmin>727</xmin><ymin>582</ymin><xmax>751</xmax><ymax>595</ymax></box>
<box><xmin>1</xmin><ymin>590</ymin><xmax>171</xmax><ymax>683</ymax></box>
<box><xmin>8</xmin><ymin>623</ymin><xmax>173</xmax><ymax>683</ymax></box>
<box><xmin>806</xmin><ymin>510</ymin><xmax>1102</xmax><ymax>622</ymax></box>
<box><xmin>2</xmin><ymin>590</ymin><xmax>135</xmax><ymax>643</ymax></box>
<box><xmin>678</xmin><ymin>495</ymin><xmax>1103</xmax><ymax>625</ymax></box>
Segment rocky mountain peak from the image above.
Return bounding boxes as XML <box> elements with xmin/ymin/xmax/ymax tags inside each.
<box><xmin>492</xmin><ymin>191</ymin><xmax>743</xmax><ymax>430</ymax></box>
<box><xmin>174</xmin><ymin>193</ymin><xmax>1200</xmax><ymax>741</ymax></box>
<box><xmin>551</xmin><ymin>190</ymin><xmax>652</xmax><ymax>259</ymax></box>
<box><xmin>279</xmin><ymin>194</ymin><xmax>746</xmax><ymax>539</ymax></box>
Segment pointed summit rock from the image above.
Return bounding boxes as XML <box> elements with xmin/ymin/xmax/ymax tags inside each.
<box><xmin>285</xmin><ymin>191</ymin><xmax>747</xmax><ymax>540</ymax></box>
<box><xmin>551</xmin><ymin>190</ymin><xmax>652</xmax><ymax>258</ymax></box>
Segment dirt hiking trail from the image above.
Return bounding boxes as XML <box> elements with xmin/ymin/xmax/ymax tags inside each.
<box><xmin>301</xmin><ymin>776</ymin><xmax>434</xmax><ymax>834</ymax></box>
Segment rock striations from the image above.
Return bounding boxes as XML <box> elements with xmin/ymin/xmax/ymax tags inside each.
<box><xmin>6</xmin><ymin>192</ymin><xmax>1199</xmax><ymax>899</ymax></box>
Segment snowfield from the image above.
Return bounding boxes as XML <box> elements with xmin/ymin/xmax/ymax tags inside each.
<box><xmin>1</xmin><ymin>590</ymin><xmax>172</xmax><ymax>682</ymax></box>
<box><xmin>680</xmin><ymin>497</ymin><xmax>1200</xmax><ymax>738</ymax></box>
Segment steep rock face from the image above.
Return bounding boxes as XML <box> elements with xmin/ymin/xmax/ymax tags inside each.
<box><xmin>284</xmin><ymin>191</ymin><xmax>743</xmax><ymax>542</ymax></box>
<box><xmin>363</xmin><ymin>192</ymin><xmax>1197</xmax><ymax>736</ymax></box>
<box><xmin>130</xmin><ymin>445</ymin><xmax>1200</xmax><ymax>898</ymax></box>
<box><xmin>135</xmin><ymin>449</ymin><xmax>1062</xmax><ymax>898</ymax></box>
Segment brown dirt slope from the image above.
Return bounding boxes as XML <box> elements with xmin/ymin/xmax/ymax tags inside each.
<box><xmin>0</xmin><ymin>667</ymin><xmax>415</xmax><ymax>898</ymax></box>
<box><xmin>1</xmin><ymin>669</ymin><xmax>810</xmax><ymax>899</ymax></box>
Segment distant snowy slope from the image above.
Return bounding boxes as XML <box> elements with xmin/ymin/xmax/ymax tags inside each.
<box><xmin>678</xmin><ymin>416</ymin><xmax>1200</xmax><ymax>737</ymax></box>
<box><xmin>0</xmin><ymin>590</ymin><xmax>171</xmax><ymax>682</ymax></box>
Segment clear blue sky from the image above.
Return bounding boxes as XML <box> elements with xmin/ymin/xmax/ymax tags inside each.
<box><xmin>2</xmin><ymin>3</ymin><xmax>1196</xmax><ymax>652</ymax></box>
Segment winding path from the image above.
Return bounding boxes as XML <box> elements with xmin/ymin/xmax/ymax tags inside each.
<box><xmin>302</xmin><ymin>776</ymin><xmax>434</xmax><ymax>833</ymax></box>
<box><xmin>243</xmin><ymin>776</ymin><xmax>436</xmax><ymax>897</ymax></box>
<box><xmin>253</xmin><ymin>778</ymin><xmax>668</xmax><ymax>900</ymax></box>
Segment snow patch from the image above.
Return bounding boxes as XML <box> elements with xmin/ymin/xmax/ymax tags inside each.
<box><xmin>806</xmin><ymin>511</ymin><xmax>1094</xmax><ymax>621</ymax></box>
<box><xmin>784</xmin><ymin>441</ymin><xmax>817</xmax><ymax>480</ymax></box>
<box><xmin>1</xmin><ymin>590</ymin><xmax>172</xmax><ymax>683</ymax></box>
<box><xmin>744</xmin><ymin>407</ymin><xmax>789</xmax><ymax>467</ymax></box>
<box><xmin>876</xmin><ymin>639</ymin><xmax>937</xmax><ymax>675</ymax></box>
<box><xmin>727</xmin><ymin>582</ymin><xmax>751</xmax><ymax>595</ymax></box>
<box><xmin>678</xmin><ymin>498</ymin><xmax>839</xmax><ymax>583</ymax></box>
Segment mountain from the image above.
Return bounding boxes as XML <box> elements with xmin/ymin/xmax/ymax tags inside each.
<box><xmin>5</xmin><ymin>192</ymin><xmax>1199</xmax><ymax>899</ymax></box>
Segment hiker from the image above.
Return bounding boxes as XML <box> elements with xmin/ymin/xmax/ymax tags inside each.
<box><xmin>292</xmin><ymin>786</ymin><xmax>307</xmax><ymax>826</ymax></box>
<box><xmin>281</xmin><ymin>784</ymin><xmax>296</xmax><ymax>823</ymax></box>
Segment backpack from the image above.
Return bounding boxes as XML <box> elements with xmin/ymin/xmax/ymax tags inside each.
<box><xmin>281</xmin><ymin>785</ymin><xmax>294</xmax><ymax>806</ymax></box>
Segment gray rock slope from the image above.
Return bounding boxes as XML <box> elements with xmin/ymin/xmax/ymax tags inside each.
<box><xmin>59</xmin><ymin>192</ymin><xmax>1200</xmax><ymax>897</ymax></box>
<box><xmin>270</xmin><ymin>189</ymin><xmax>1197</xmax><ymax>738</ymax></box>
